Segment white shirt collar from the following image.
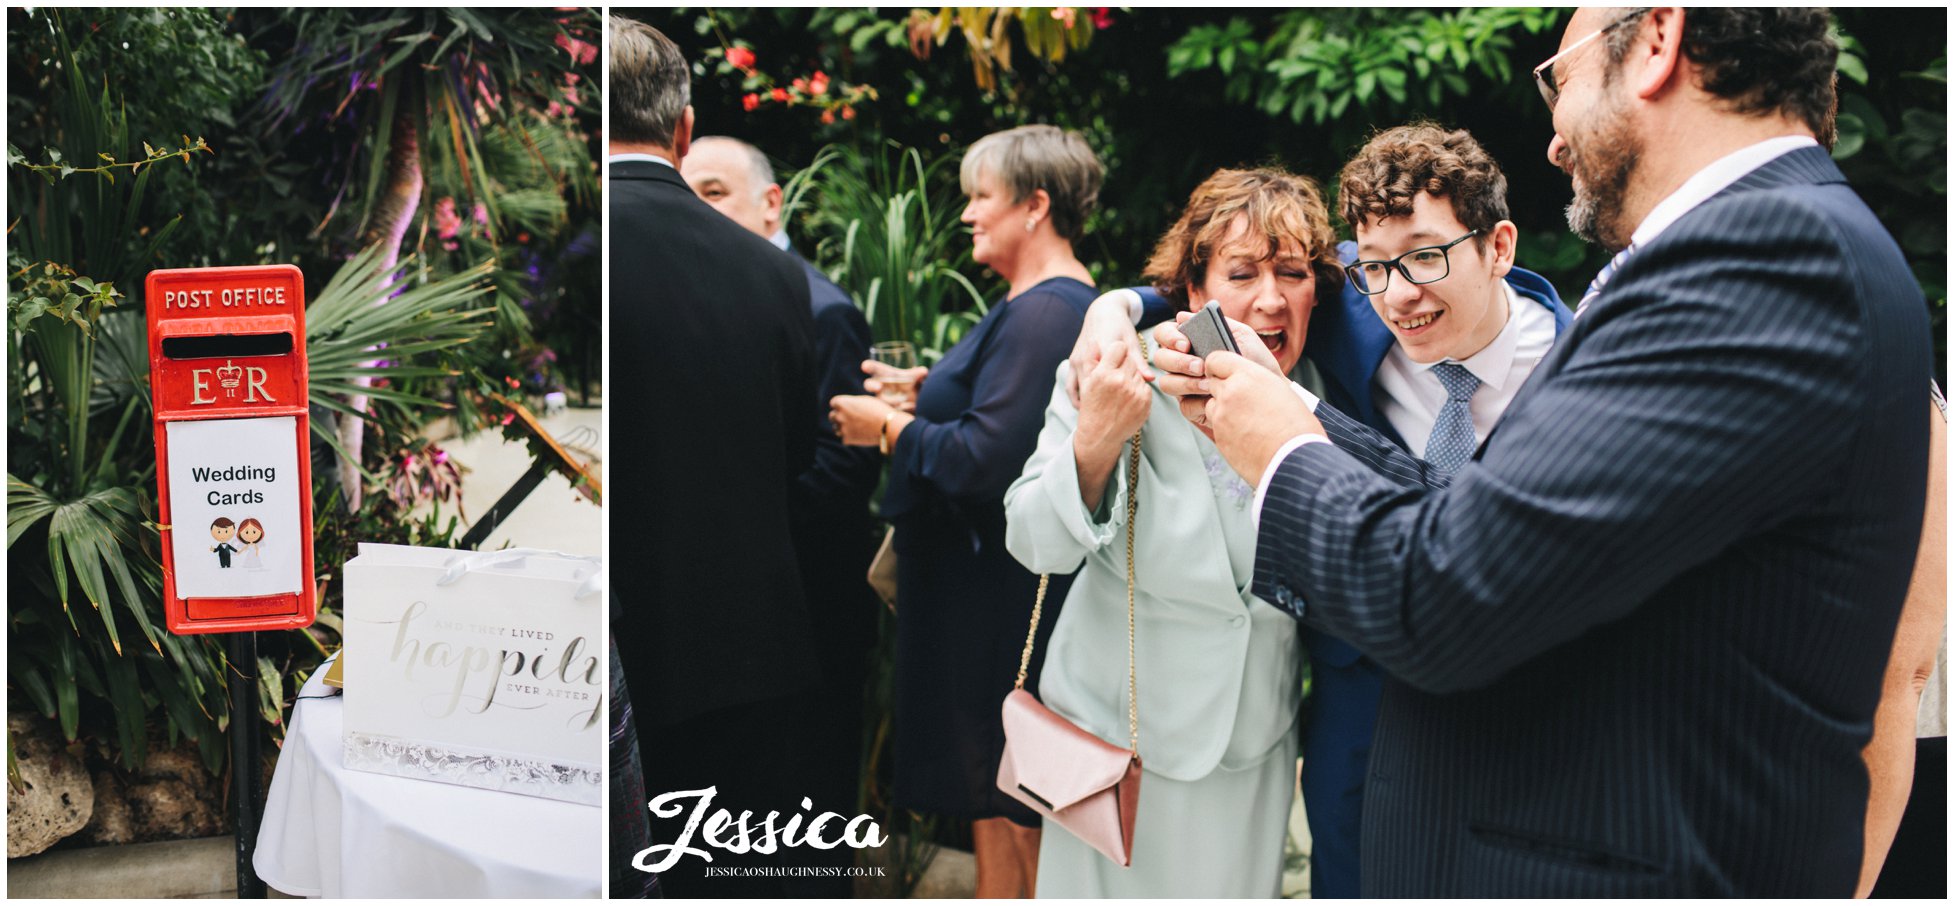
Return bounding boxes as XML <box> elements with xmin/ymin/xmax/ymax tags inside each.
<box><xmin>1630</xmin><ymin>135</ymin><xmax>1819</xmax><ymax>247</ymax></box>
<box><xmin>768</xmin><ymin>229</ymin><xmax>791</xmax><ymax>252</ymax></box>
<box><xmin>608</xmin><ymin>152</ymin><xmax>676</xmax><ymax>169</ymax></box>
<box><xmin>1405</xmin><ymin>280</ymin><xmax>1526</xmax><ymax>391</ymax></box>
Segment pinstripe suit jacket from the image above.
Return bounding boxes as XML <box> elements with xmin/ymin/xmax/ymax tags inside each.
<box><xmin>1252</xmin><ymin>146</ymin><xmax>1931</xmax><ymax>895</ymax></box>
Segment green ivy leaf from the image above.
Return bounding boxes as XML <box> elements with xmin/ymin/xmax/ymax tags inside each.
<box><xmin>1837</xmin><ymin>53</ymin><xmax>1869</xmax><ymax>86</ymax></box>
<box><xmin>1831</xmin><ymin>112</ymin><xmax>1866</xmax><ymax>160</ymax></box>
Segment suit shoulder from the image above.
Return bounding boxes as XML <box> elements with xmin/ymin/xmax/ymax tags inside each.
<box><xmin>1680</xmin><ymin>179</ymin><xmax>1890</xmax><ymax>261</ymax></box>
<box><xmin>800</xmin><ymin>260</ymin><xmax>858</xmax><ymax>315</ymax></box>
<box><xmin>1672</xmin><ymin>182</ymin><xmax>1919</xmax><ymax>311</ymax></box>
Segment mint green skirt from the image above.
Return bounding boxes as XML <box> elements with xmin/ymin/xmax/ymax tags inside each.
<box><xmin>1034</xmin><ymin>740</ymin><xmax>1298</xmax><ymax>898</ymax></box>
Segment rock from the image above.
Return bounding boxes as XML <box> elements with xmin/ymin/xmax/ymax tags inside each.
<box><xmin>79</xmin><ymin>744</ymin><xmax>226</xmax><ymax>846</ymax></box>
<box><xmin>79</xmin><ymin>771</ymin><xmax>135</xmax><ymax>846</ymax></box>
<box><xmin>7</xmin><ymin>712</ymin><xmax>93</xmax><ymax>858</ymax></box>
<box><xmin>124</xmin><ymin>748</ymin><xmax>222</xmax><ymax>841</ymax></box>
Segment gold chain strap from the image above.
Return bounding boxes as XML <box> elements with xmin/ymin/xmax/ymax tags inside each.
<box><xmin>1123</xmin><ymin>423</ymin><xmax>1141</xmax><ymax>754</ymax></box>
<box><xmin>1126</xmin><ymin>332</ymin><xmax>1145</xmax><ymax>753</ymax></box>
<box><xmin>1014</xmin><ymin>575</ymin><xmax>1047</xmax><ymax>690</ymax></box>
<box><xmin>1015</xmin><ymin>336</ymin><xmax>1148</xmax><ymax>754</ymax></box>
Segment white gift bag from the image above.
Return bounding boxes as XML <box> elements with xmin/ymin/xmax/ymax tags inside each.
<box><xmin>341</xmin><ymin>543</ymin><xmax>604</xmax><ymax>805</ymax></box>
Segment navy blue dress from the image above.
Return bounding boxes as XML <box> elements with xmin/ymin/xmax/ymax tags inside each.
<box><xmin>884</xmin><ymin>276</ymin><xmax>1096</xmax><ymax>825</ymax></box>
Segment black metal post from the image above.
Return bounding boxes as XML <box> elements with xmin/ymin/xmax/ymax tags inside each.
<box><xmin>229</xmin><ymin>632</ymin><xmax>266</xmax><ymax>898</ymax></box>
<box><xmin>458</xmin><ymin>459</ymin><xmax>553</xmax><ymax>550</ymax></box>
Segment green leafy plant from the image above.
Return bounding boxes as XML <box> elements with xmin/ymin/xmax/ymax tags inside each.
<box><xmin>906</xmin><ymin>7</ymin><xmax>1099</xmax><ymax>92</ymax></box>
<box><xmin>1167</xmin><ymin>8</ymin><xmax>1564</xmax><ymax>126</ymax></box>
<box><xmin>788</xmin><ymin>141</ymin><xmax>990</xmax><ymax>363</ymax></box>
<box><xmin>303</xmin><ymin>244</ymin><xmax>498</xmax><ymax>478</ymax></box>
<box><xmin>251</xmin><ymin>7</ymin><xmax>598</xmax><ymax>505</ymax></box>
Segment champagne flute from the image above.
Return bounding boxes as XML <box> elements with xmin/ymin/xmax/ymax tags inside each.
<box><xmin>871</xmin><ymin>341</ymin><xmax>918</xmax><ymax>408</ymax></box>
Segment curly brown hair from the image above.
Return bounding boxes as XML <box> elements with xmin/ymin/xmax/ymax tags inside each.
<box><xmin>1338</xmin><ymin>123</ymin><xmax>1510</xmax><ymax>241</ymax></box>
<box><xmin>1142</xmin><ymin>167</ymin><xmax>1343</xmax><ymax>312</ymax></box>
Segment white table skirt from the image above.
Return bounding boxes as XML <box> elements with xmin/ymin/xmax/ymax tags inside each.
<box><xmin>254</xmin><ymin>657</ymin><xmax>601</xmax><ymax>897</ymax></box>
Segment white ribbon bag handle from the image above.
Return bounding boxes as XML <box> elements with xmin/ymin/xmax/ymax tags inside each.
<box><xmin>436</xmin><ymin>547</ymin><xmax>605</xmax><ymax>600</ymax></box>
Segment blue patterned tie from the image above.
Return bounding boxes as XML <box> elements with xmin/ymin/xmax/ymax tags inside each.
<box><xmin>1425</xmin><ymin>363</ymin><xmax>1481</xmax><ymax>474</ymax></box>
<box><xmin>1576</xmin><ymin>244</ymin><xmax>1637</xmax><ymax>317</ymax></box>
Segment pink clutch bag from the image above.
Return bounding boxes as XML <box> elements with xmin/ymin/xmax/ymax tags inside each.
<box><xmin>996</xmin><ymin>428</ymin><xmax>1144</xmax><ymax>866</ymax></box>
<box><xmin>998</xmin><ymin>688</ymin><xmax>1142</xmax><ymax>865</ymax></box>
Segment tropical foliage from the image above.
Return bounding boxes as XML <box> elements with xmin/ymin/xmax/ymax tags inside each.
<box><xmin>787</xmin><ymin>143</ymin><xmax>988</xmax><ymax>364</ymax></box>
<box><xmin>6</xmin><ymin>7</ymin><xmax>599</xmax><ymax>795</ymax></box>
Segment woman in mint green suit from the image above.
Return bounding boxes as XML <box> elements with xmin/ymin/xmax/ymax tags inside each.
<box><xmin>1004</xmin><ymin>168</ymin><xmax>1348</xmax><ymax>897</ymax></box>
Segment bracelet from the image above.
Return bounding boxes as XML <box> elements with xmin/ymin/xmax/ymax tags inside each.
<box><xmin>879</xmin><ymin>410</ymin><xmax>899</xmax><ymax>456</ymax></box>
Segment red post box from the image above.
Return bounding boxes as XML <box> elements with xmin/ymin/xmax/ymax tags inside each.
<box><xmin>147</xmin><ymin>265</ymin><xmax>315</xmax><ymax>634</ymax></box>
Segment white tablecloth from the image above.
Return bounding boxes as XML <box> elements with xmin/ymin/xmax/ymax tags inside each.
<box><xmin>254</xmin><ymin>658</ymin><xmax>601</xmax><ymax>897</ymax></box>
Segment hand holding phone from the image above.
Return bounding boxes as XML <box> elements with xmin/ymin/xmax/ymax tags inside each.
<box><xmin>1181</xmin><ymin>300</ymin><xmax>1240</xmax><ymax>359</ymax></box>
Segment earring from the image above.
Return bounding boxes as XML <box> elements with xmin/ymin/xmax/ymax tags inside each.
<box><xmin>1024</xmin><ymin>218</ymin><xmax>1036</xmax><ymax>233</ymax></box>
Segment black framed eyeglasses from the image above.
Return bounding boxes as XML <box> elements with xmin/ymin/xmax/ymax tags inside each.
<box><xmin>1344</xmin><ymin>230</ymin><xmax>1481</xmax><ymax>296</ymax></box>
<box><xmin>1531</xmin><ymin>11</ymin><xmax>1641</xmax><ymax>111</ymax></box>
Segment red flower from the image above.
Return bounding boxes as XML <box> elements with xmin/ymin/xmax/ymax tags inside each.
<box><xmin>840</xmin><ymin>104</ymin><xmax>856</xmax><ymax>121</ymax></box>
<box><xmin>742</xmin><ymin>93</ymin><xmax>761</xmax><ymax>112</ymax></box>
<box><xmin>554</xmin><ymin>32</ymin><xmax>597</xmax><ymax>66</ymax></box>
<box><xmin>791</xmin><ymin>76</ymin><xmax>809</xmax><ymax>92</ymax></box>
<box><xmin>725</xmin><ymin>45</ymin><xmax>757</xmax><ymax>72</ymax></box>
<box><xmin>808</xmin><ymin>71</ymin><xmax>830</xmax><ymax>96</ymax></box>
<box><xmin>433</xmin><ymin>196</ymin><xmax>461</xmax><ymax>240</ymax></box>
<box><xmin>1092</xmin><ymin>7</ymin><xmax>1114</xmax><ymax>28</ymax></box>
<box><xmin>771</xmin><ymin>87</ymin><xmax>790</xmax><ymax>102</ymax></box>
<box><xmin>820</xmin><ymin>108</ymin><xmax>835</xmax><ymax>124</ymax></box>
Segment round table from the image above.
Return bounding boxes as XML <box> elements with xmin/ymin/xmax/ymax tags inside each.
<box><xmin>254</xmin><ymin>657</ymin><xmax>602</xmax><ymax>897</ymax></box>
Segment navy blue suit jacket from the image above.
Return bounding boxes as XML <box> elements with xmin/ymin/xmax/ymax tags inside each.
<box><xmin>1252</xmin><ymin>146</ymin><xmax>1930</xmax><ymax>895</ymax></box>
<box><xmin>786</xmin><ymin>252</ymin><xmax>882</xmax><ymax>695</ymax></box>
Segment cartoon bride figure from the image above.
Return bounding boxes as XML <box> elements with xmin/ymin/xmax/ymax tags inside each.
<box><xmin>237</xmin><ymin>518</ymin><xmax>267</xmax><ymax>571</ymax></box>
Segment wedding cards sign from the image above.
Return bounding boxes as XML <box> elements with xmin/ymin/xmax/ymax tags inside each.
<box><xmin>341</xmin><ymin>543</ymin><xmax>604</xmax><ymax>805</ymax></box>
<box><xmin>163</xmin><ymin>417</ymin><xmax>305</xmax><ymax>599</ymax></box>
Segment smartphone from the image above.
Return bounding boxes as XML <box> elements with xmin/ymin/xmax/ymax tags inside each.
<box><xmin>1182</xmin><ymin>300</ymin><xmax>1240</xmax><ymax>359</ymax></box>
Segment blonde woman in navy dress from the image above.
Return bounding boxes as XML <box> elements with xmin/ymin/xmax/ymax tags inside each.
<box><xmin>830</xmin><ymin>125</ymin><xmax>1103</xmax><ymax>897</ymax></box>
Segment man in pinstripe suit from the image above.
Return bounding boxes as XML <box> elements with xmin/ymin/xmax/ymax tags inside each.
<box><xmin>1178</xmin><ymin>8</ymin><xmax>1931</xmax><ymax>896</ymax></box>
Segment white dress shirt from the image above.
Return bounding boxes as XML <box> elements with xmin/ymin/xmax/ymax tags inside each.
<box><xmin>1372</xmin><ymin>280</ymin><xmax>1556</xmax><ymax>450</ymax></box>
<box><xmin>607</xmin><ymin>151</ymin><xmax>676</xmax><ymax>169</ymax></box>
<box><xmin>1630</xmin><ymin>135</ymin><xmax>1817</xmax><ymax>248</ymax></box>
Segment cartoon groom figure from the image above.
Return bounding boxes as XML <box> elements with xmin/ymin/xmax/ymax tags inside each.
<box><xmin>210</xmin><ymin>517</ymin><xmax>238</xmax><ymax>568</ymax></box>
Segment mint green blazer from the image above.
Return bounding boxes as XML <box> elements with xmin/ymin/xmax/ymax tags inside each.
<box><xmin>1004</xmin><ymin>362</ymin><xmax>1302</xmax><ymax>782</ymax></box>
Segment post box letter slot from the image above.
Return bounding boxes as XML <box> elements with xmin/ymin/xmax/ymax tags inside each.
<box><xmin>161</xmin><ymin>333</ymin><xmax>295</xmax><ymax>359</ymax></box>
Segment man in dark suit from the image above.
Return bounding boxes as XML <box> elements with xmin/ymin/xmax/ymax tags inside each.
<box><xmin>607</xmin><ymin>18</ymin><xmax>833</xmax><ymax>896</ymax></box>
<box><xmin>1181</xmin><ymin>8</ymin><xmax>1929</xmax><ymax>895</ymax></box>
<box><xmin>682</xmin><ymin>134</ymin><xmax>884</xmax><ymax>866</ymax></box>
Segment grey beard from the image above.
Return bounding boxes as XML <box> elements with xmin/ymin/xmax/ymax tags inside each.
<box><xmin>1565</xmin><ymin>193</ymin><xmax>1606</xmax><ymax>248</ymax></box>
<box><xmin>1563</xmin><ymin>150</ymin><xmax>1637</xmax><ymax>253</ymax></box>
